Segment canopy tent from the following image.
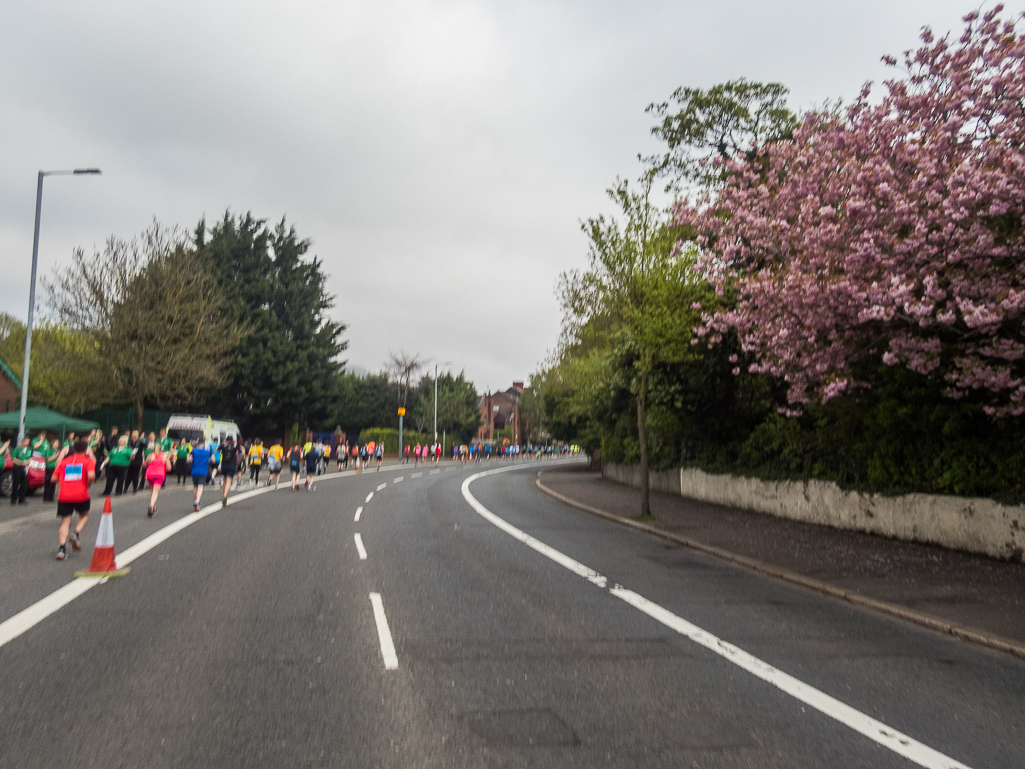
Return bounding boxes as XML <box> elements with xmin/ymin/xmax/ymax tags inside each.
<box><xmin>0</xmin><ymin>406</ymin><xmax>100</xmax><ymax>437</ymax></box>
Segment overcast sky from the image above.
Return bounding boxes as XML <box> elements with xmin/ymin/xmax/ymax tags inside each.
<box><xmin>1</xmin><ymin>0</ymin><xmax>1016</xmax><ymax>393</ymax></box>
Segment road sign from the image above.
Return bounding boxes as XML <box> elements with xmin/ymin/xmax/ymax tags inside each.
<box><xmin>398</xmin><ymin>408</ymin><xmax>406</xmax><ymax>416</ymax></box>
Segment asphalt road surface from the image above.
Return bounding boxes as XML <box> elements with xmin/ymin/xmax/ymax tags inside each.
<box><xmin>1</xmin><ymin>459</ymin><xmax>1022</xmax><ymax>768</ymax></box>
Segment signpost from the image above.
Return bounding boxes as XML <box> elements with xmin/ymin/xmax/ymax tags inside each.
<box><xmin>398</xmin><ymin>407</ymin><xmax>405</xmax><ymax>459</ymax></box>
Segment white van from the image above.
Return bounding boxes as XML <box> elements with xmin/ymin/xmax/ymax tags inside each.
<box><xmin>165</xmin><ymin>414</ymin><xmax>240</xmax><ymax>447</ymax></box>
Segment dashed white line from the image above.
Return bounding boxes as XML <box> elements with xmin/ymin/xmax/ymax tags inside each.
<box><xmin>354</xmin><ymin>533</ymin><xmax>368</xmax><ymax>560</ymax></box>
<box><xmin>411</xmin><ymin>472</ymin><xmax>423</xmax><ymax>478</ymax></box>
<box><xmin>393</xmin><ymin>476</ymin><xmax>403</xmax><ymax>484</ymax></box>
<box><xmin>376</xmin><ymin>482</ymin><xmax>387</xmax><ymax>491</ymax></box>
<box><xmin>429</xmin><ymin>469</ymin><xmax>439</xmax><ymax>475</ymax></box>
<box><xmin>369</xmin><ymin>592</ymin><xmax>398</xmax><ymax>670</ymax></box>
<box><xmin>365</xmin><ymin>492</ymin><xmax>374</xmax><ymax>503</ymax></box>
<box><xmin>354</xmin><ymin>506</ymin><xmax>363</xmax><ymax>522</ymax></box>
<box><xmin>461</xmin><ymin>466</ymin><xmax>973</xmax><ymax>769</ymax></box>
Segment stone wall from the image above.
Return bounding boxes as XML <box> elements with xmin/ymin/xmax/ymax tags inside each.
<box><xmin>601</xmin><ymin>462</ymin><xmax>1024</xmax><ymax>561</ymax></box>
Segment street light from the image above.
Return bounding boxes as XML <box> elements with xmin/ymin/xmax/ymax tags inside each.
<box><xmin>433</xmin><ymin>360</ymin><xmax>453</xmax><ymax>445</ymax></box>
<box><xmin>17</xmin><ymin>168</ymin><xmax>101</xmax><ymax>442</ymax></box>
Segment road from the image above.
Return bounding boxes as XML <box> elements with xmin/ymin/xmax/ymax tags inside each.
<box><xmin>1</xmin><ymin>459</ymin><xmax>1022</xmax><ymax>768</ymax></box>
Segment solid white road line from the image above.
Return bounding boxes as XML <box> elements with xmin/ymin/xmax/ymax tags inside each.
<box><xmin>369</xmin><ymin>592</ymin><xmax>399</xmax><ymax>670</ymax></box>
<box><xmin>0</xmin><ymin>460</ymin><xmax>461</xmax><ymax>649</ymax></box>
<box><xmin>354</xmin><ymin>506</ymin><xmax>363</xmax><ymax>522</ymax></box>
<box><xmin>376</xmin><ymin>483</ymin><xmax>387</xmax><ymax>491</ymax></box>
<box><xmin>354</xmin><ymin>533</ymin><xmax>368</xmax><ymax>560</ymax></box>
<box><xmin>365</xmin><ymin>492</ymin><xmax>374</xmax><ymax>503</ymax></box>
<box><xmin>461</xmin><ymin>466</ymin><xmax>972</xmax><ymax>769</ymax></box>
<box><xmin>394</xmin><ymin>477</ymin><xmax>403</xmax><ymax>484</ymax></box>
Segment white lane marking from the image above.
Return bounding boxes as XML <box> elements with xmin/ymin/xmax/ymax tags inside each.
<box><xmin>429</xmin><ymin>469</ymin><xmax>439</xmax><ymax>475</ymax></box>
<box><xmin>376</xmin><ymin>483</ymin><xmax>387</xmax><ymax>491</ymax></box>
<box><xmin>354</xmin><ymin>533</ymin><xmax>368</xmax><ymax>560</ymax></box>
<box><xmin>369</xmin><ymin>592</ymin><xmax>399</xmax><ymax>670</ymax></box>
<box><xmin>0</xmin><ymin>463</ymin><xmax>429</xmax><ymax>647</ymax></box>
<box><xmin>461</xmin><ymin>467</ymin><xmax>972</xmax><ymax>769</ymax></box>
<box><xmin>365</xmin><ymin>492</ymin><xmax>374</xmax><ymax>503</ymax></box>
<box><xmin>354</xmin><ymin>506</ymin><xmax>363</xmax><ymax>522</ymax></box>
<box><xmin>411</xmin><ymin>472</ymin><xmax>422</xmax><ymax>478</ymax></box>
<box><xmin>393</xmin><ymin>476</ymin><xmax>403</xmax><ymax>484</ymax></box>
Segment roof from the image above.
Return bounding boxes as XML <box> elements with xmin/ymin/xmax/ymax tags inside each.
<box><xmin>0</xmin><ymin>355</ymin><xmax>21</xmax><ymax>389</ymax></box>
<box><xmin>0</xmin><ymin>406</ymin><xmax>99</xmax><ymax>433</ymax></box>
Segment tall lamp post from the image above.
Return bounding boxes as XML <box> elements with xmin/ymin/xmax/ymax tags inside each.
<box><xmin>433</xmin><ymin>360</ymin><xmax>453</xmax><ymax>446</ymax></box>
<box><xmin>18</xmin><ymin>168</ymin><xmax>101</xmax><ymax>442</ymax></box>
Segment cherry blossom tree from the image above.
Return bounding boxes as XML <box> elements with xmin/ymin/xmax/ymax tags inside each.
<box><xmin>679</xmin><ymin>7</ymin><xmax>1025</xmax><ymax>415</ymax></box>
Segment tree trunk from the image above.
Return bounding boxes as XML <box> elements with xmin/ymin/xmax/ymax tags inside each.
<box><xmin>637</xmin><ymin>370</ymin><xmax>650</xmax><ymax>518</ymax></box>
<box><xmin>133</xmin><ymin>395</ymin><xmax>145</xmax><ymax>432</ymax></box>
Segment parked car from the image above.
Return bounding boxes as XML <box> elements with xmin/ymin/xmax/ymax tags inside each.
<box><xmin>0</xmin><ymin>449</ymin><xmax>47</xmax><ymax>498</ymax></box>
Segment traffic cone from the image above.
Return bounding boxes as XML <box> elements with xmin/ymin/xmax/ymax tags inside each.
<box><xmin>75</xmin><ymin>496</ymin><xmax>130</xmax><ymax>579</ymax></box>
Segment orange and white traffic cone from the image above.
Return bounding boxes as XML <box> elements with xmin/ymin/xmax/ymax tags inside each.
<box><xmin>74</xmin><ymin>496</ymin><xmax>130</xmax><ymax>579</ymax></box>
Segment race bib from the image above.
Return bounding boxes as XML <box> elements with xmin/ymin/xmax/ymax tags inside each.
<box><xmin>64</xmin><ymin>465</ymin><xmax>83</xmax><ymax>482</ymax></box>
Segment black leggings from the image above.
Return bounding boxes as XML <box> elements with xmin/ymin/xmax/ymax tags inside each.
<box><xmin>250</xmin><ymin>464</ymin><xmax>261</xmax><ymax>483</ymax></box>
<box><xmin>103</xmin><ymin>466</ymin><xmax>128</xmax><ymax>496</ymax></box>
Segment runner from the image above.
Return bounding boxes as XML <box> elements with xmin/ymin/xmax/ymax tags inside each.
<box><xmin>289</xmin><ymin>444</ymin><xmax>303</xmax><ymax>491</ymax></box>
<box><xmin>267</xmin><ymin>440</ymin><xmax>284</xmax><ymax>488</ymax></box>
<box><xmin>144</xmin><ymin>440</ymin><xmax>172</xmax><ymax>517</ymax></box>
<box><xmin>248</xmin><ymin>438</ymin><xmax>264</xmax><ymax>486</ymax></box>
<box><xmin>352</xmin><ymin>442</ymin><xmax>361</xmax><ymax>473</ymax></box>
<box><xmin>188</xmin><ymin>437</ymin><xmax>213</xmax><ymax>512</ymax></box>
<box><xmin>403</xmin><ymin>444</ymin><xmax>410</xmax><ymax>464</ymax></box>
<box><xmin>54</xmin><ymin>439</ymin><xmax>95</xmax><ymax>561</ymax></box>
<box><xmin>413</xmin><ymin>443</ymin><xmax>421</xmax><ymax>467</ymax></box>
<box><xmin>375</xmin><ymin>442</ymin><xmax>384</xmax><ymax>470</ymax></box>
<box><xmin>360</xmin><ymin>443</ymin><xmax>369</xmax><ymax>470</ymax></box>
<box><xmin>337</xmin><ymin>440</ymin><xmax>348</xmax><ymax>472</ymax></box>
<box><xmin>219</xmin><ymin>436</ymin><xmax>238</xmax><ymax>507</ymax></box>
<box><xmin>304</xmin><ymin>442</ymin><xmax>319</xmax><ymax>490</ymax></box>
<box><xmin>43</xmin><ymin>438</ymin><xmax>60</xmax><ymax>502</ymax></box>
<box><xmin>10</xmin><ymin>436</ymin><xmax>31</xmax><ymax>505</ymax></box>
<box><xmin>321</xmin><ymin>442</ymin><xmax>331</xmax><ymax>475</ymax></box>
<box><xmin>125</xmin><ymin>430</ymin><xmax>145</xmax><ymax>494</ymax></box>
<box><xmin>435</xmin><ymin>442</ymin><xmax>442</xmax><ymax>464</ymax></box>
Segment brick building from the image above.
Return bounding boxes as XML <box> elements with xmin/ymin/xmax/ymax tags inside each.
<box><xmin>477</xmin><ymin>381</ymin><xmax>524</xmax><ymax>444</ymax></box>
<box><xmin>0</xmin><ymin>356</ymin><xmax>21</xmax><ymax>415</ymax></box>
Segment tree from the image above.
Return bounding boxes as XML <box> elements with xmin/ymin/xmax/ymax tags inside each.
<box><xmin>561</xmin><ymin>174</ymin><xmax>713</xmax><ymax>516</ymax></box>
<box><xmin>385</xmin><ymin>350</ymin><xmax>427</xmax><ymax>411</ymax></box>
<box><xmin>0</xmin><ymin>313</ymin><xmax>107</xmax><ymax>414</ymax></box>
<box><xmin>644</xmin><ymin>79</ymin><xmax>797</xmax><ymax>192</ymax></box>
<box><xmin>334</xmin><ymin>372</ymin><xmax>394</xmax><ymax>435</ymax></box>
<box><xmin>197</xmin><ymin>215</ymin><xmax>348</xmax><ymax>435</ymax></box>
<box><xmin>410</xmin><ymin>371</ymin><xmax>480</xmax><ymax>444</ymax></box>
<box><xmin>44</xmin><ymin>222</ymin><xmax>239</xmax><ymax>429</ymax></box>
<box><xmin>679</xmin><ymin>8</ymin><xmax>1025</xmax><ymax>416</ymax></box>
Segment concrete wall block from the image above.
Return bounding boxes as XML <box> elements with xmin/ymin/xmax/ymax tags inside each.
<box><xmin>597</xmin><ymin>462</ymin><xmax>1024</xmax><ymax>560</ymax></box>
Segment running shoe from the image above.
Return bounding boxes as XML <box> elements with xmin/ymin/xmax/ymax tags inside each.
<box><xmin>69</xmin><ymin>532</ymin><xmax>82</xmax><ymax>551</ymax></box>
<box><xmin>56</xmin><ymin>547</ymin><xmax>67</xmax><ymax>561</ymax></box>
<box><xmin>193</xmin><ymin>501</ymin><xmax>200</xmax><ymax>512</ymax></box>
<box><xmin>221</xmin><ymin>497</ymin><xmax>227</xmax><ymax>508</ymax></box>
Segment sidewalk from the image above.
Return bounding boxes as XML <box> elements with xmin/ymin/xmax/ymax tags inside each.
<box><xmin>537</xmin><ymin>464</ymin><xmax>1025</xmax><ymax>656</ymax></box>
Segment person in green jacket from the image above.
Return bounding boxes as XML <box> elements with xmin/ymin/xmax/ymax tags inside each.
<box><xmin>101</xmin><ymin>435</ymin><xmax>133</xmax><ymax>496</ymax></box>
<box><xmin>43</xmin><ymin>438</ymin><xmax>60</xmax><ymax>502</ymax></box>
<box><xmin>10</xmin><ymin>436</ymin><xmax>32</xmax><ymax>505</ymax></box>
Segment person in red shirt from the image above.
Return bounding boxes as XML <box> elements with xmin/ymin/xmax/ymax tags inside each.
<box><xmin>54</xmin><ymin>440</ymin><xmax>96</xmax><ymax>561</ymax></box>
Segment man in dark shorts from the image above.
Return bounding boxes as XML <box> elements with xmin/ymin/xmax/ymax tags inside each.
<box><xmin>304</xmin><ymin>442</ymin><xmax>319</xmax><ymax>490</ymax></box>
<box><xmin>219</xmin><ymin>437</ymin><xmax>238</xmax><ymax>507</ymax></box>
<box><xmin>189</xmin><ymin>438</ymin><xmax>213</xmax><ymax>512</ymax></box>
<box><xmin>54</xmin><ymin>440</ymin><xmax>96</xmax><ymax>561</ymax></box>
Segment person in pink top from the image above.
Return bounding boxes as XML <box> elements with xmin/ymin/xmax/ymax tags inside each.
<box><xmin>144</xmin><ymin>444</ymin><xmax>173</xmax><ymax>518</ymax></box>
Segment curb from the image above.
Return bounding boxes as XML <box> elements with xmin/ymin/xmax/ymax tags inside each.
<box><xmin>535</xmin><ymin>472</ymin><xmax>1025</xmax><ymax>661</ymax></box>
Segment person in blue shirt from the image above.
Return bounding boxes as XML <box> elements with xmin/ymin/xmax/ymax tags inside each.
<box><xmin>188</xmin><ymin>438</ymin><xmax>214</xmax><ymax>512</ymax></box>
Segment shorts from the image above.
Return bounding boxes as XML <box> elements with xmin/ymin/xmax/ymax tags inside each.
<box><xmin>305</xmin><ymin>461</ymin><xmax>318</xmax><ymax>474</ymax></box>
<box><xmin>221</xmin><ymin>468</ymin><xmax>236</xmax><ymax>478</ymax></box>
<box><xmin>268</xmin><ymin>460</ymin><xmax>281</xmax><ymax>473</ymax></box>
<box><xmin>192</xmin><ymin>474</ymin><xmax>209</xmax><ymax>487</ymax></box>
<box><xmin>57</xmin><ymin>500</ymin><xmax>90</xmax><ymax>517</ymax></box>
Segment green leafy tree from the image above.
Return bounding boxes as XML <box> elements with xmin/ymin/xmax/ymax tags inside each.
<box><xmin>334</xmin><ymin>372</ymin><xmax>394</xmax><ymax>435</ymax></box>
<box><xmin>644</xmin><ymin>79</ymin><xmax>797</xmax><ymax>191</ymax></box>
<box><xmin>197</xmin><ymin>214</ymin><xmax>347</xmax><ymax>436</ymax></box>
<box><xmin>560</xmin><ymin>174</ymin><xmax>714</xmax><ymax>516</ymax></box>
<box><xmin>45</xmin><ymin>223</ymin><xmax>239</xmax><ymax>429</ymax></box>
<box><xmin>411</xmin><ymin>371</ymin><xmax>480</xmax><ymax>444</ymax></box>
